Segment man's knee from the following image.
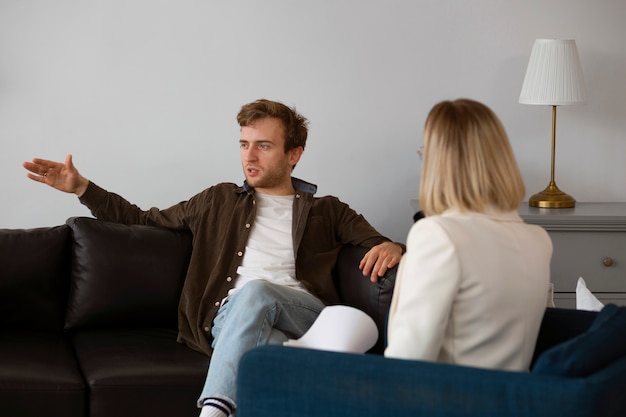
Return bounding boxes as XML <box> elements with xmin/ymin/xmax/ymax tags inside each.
<box><xmin>231</xmin><ymin>280</ymin><xmax>280</xmax><ymax>308</ymax></box>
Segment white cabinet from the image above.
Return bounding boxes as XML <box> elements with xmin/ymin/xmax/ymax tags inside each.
<box><xmin>519</xmin><ymin>203</ymin><xmax>626</xmax><ymax>308</ymax></box>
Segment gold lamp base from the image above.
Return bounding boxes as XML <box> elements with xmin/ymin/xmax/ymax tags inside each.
<box><xmin>529</xmin><ymin>183</ymin><xmax>576</xmax><ymax>208</ymax></box>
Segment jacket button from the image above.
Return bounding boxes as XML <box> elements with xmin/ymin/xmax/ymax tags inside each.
<box><xmin>214</xmin><ymin>301</ymin><xmax>220</xmax><ymax>307</ymax></box>
<box><xmin>204</xmin><ymin>326</ymin><xmax>210</xmax><ymax>332</ymax></box>
<box><xmin>227</xmin><ymin>276</ymin><xmax>232</xmax><ymax>282</ymax></box>
<box><xmin>245</xmin><ymin>223</ymin><xmax>251</xmax><ymax>229</ymax></box>
<box><xmin>237</xmin><ymin>251</ymin><xmax>243</xmax><ymax>256</ymax></box>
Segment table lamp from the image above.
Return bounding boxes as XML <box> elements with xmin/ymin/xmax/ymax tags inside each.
<box><xmin>519</xmin><ymin>39</ymin><xmax>587</xmax><ymax>208</ymax></box>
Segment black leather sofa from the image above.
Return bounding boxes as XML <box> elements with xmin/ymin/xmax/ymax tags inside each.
<box><xmin>0</xmin><ymin>216</ymin><xmax>396</xmax><ymax>417</ymax></box>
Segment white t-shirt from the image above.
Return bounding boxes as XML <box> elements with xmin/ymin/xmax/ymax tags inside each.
<box><xmin>231</xmin><ymin>193</ymin><xmax>306</xmax><ymax>295</ymax></box>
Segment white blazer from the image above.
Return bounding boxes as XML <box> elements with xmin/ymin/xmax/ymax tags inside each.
<box><xmin>385</xmin><ymin>209</ymin><xmax>552</xmax><ymax>371</ymax></box>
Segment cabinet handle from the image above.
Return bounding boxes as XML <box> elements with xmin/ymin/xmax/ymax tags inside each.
<box><xmin>602</xmin><ymin>257</ymin><xmax>614</xmax><ymax>267</ymax></box>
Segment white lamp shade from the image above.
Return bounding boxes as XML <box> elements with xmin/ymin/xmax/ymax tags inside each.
<box><xmin>519</xmin><ymin>39</ymin><xmax>587</xmax><ymax>105</ymax></box>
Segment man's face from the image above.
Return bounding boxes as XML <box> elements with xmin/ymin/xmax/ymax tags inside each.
<box><xmin>239</xmin><ymin>117</ymin><xmax>303</xmax><ymax>195</ymax></box>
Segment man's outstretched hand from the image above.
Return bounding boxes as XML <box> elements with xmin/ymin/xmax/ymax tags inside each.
<box><xmin>359</xmin><ymin>241</ymin><xmax>403</xmax><ymax>283</ymax></box>
<box><xmin>23</xmin><ymin>154</ymin><xmax>89</xmax><ymax>197</ymax></box>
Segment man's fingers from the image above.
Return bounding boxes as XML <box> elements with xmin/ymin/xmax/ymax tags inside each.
<box><xmin>360</xmin><ymin>243</ymin><xmax>403</xmax><ymax>283</ymax></box>
<box><xmin>25</xmin><ymin>172</ymin><xmax>44</xmax><ymax>183</ymax></box>
<box><xmin>65</xmin><ymin>154</ymin><xmax>75</xmax><ymax>170</ymax></box>
<box><xmin>24</xmin><ymin>159</ymin><xmax>54</xmax><ymax>175</ymax></box>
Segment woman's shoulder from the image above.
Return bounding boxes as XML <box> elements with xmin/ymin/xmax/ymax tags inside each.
<box><xmin>409</xmin><ymin>210</ymin><xmax>529</xmax><ymax>240</ymax></box>
<box><xmin>406</xmin><ymin>214</ymin><xmax>455</xmax><ymax>244</ymax></box>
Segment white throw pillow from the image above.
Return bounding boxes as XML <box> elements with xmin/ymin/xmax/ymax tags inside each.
<box><xmin>576</xmin><ymin>277</ymin><xmax>604</xmax><ymax>311</ymax></box>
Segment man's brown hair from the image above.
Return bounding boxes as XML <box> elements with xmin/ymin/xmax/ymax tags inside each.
<box><xmin>237</xmin><ymin>99</ymin><xmax>309</xmax><ymax>152</ymax></box>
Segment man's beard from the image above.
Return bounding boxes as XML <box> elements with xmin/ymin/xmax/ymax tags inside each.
<box><xmin>245</xmin><ymin>164</ymin><xmax>291</xmax><ymax>190</ymax></box>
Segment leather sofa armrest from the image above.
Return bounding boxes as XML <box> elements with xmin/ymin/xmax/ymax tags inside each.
<box><xmin>333</xmin><ymin>245</ymin><xmax>397</xmax><ymax>354</ymax></box>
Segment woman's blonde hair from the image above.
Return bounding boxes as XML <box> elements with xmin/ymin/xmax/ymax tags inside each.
<box><xmin>419</xmin><ymin>99</ymin><xmax>525</xmax><ymax>216</ymax></box>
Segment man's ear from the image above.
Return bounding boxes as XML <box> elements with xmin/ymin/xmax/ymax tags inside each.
<box><xmin>288</xmin><ymin>146</ymin><xmax>304</xmax><ymax>167</ymax></box>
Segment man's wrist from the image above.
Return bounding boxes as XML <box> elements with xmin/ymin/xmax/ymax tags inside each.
<box><xmin>75</xmin><ymin>178</ymin><xmax>89</xmax><ymax>198</ymax></box>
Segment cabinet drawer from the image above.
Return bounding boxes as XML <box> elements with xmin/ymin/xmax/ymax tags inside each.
<box><xmin>553</xmin><ymin>293</ymin><xmax>626</xmax><ymax>309</ymax></box>
<box><xmin>549</xmin><ymin>230</ymin><xmax>626</xmax><ymax>293</ymax></box>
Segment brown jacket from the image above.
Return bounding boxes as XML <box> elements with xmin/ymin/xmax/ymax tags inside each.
<box><xmin>79</xmin><ymin>177</ymin><xmax>396</xmax><ymax>356</ymax></box>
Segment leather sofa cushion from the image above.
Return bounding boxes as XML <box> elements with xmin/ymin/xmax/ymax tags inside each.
<box><xmin>0</xmin><ymin>331</ymin><xmax>85</xmax><ymax>417</ymax></box>
<box><xmin>64</xmin><ymin>217</ymin><xmax>192</xmax><ymax>330</ymax></box>
<box><xmin>72</xmin><ymin>328</ymin><xmax>209</xmax><ymax>417</ymax></box>
<box><xmin>0</xmin><ymin>225</ymin><xmax>70</xmax><ymax>331</ymax></box>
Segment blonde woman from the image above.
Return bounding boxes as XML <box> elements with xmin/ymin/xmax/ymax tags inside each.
<box><xmin>385</xmin><ymin>99</ymin><xmax>552</xmax><ymax>371</ymax></box>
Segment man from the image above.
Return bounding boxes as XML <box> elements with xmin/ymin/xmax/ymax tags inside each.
<box><xmin>23</xmin><ymin>99</ymin><xmax>403</xmax><ymax>417</ymax></box>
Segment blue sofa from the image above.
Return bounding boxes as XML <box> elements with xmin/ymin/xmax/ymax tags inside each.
<box><xmin>238</xmin><ymin>302</ymin><xmax>626</xmax><ymax>416</ymax></box>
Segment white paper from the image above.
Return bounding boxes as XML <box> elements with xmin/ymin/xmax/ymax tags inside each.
<box><xmin>576</xmin><ymin>277</ymin><xmax>604</xmax><ymax>311</ymax></box>
<box><xmin>283</xmin><ymin>305</ymin><xmax>378</xmax><ymax>354</ymax></box>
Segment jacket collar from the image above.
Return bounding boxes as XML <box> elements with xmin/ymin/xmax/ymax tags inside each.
<box><xmin>442</xmin><ymin>207</ymin><xmax>523</xmax><ymax>223</ymax></box>
<box><xmin>238</xmin><ymin>177</ymin><xmax>318</xmax><ymax>195</ymax></box>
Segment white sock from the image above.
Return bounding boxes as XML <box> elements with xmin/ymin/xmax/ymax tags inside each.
<box><xmin>199</xmin><ymin>397</ymin><xmax>233</xmax><ymax>417</ymax></box>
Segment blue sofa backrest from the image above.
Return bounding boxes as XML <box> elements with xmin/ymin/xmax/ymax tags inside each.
<box><xmin>533</xmin><ymin>305</ymin><xmax>626</xmax><ymax>378</ymax></box>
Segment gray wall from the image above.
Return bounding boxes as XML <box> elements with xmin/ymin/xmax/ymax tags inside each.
<box><xmin>1</xmin><ymin>0</ymin><xmax>625</xmax><ymax>242</ymax></box>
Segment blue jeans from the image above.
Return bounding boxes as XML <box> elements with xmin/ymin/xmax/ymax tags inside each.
<box><xmin>197</xmin><ymin>280</ymin><xmax>326</xmax><ymax>408</ymax></box>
